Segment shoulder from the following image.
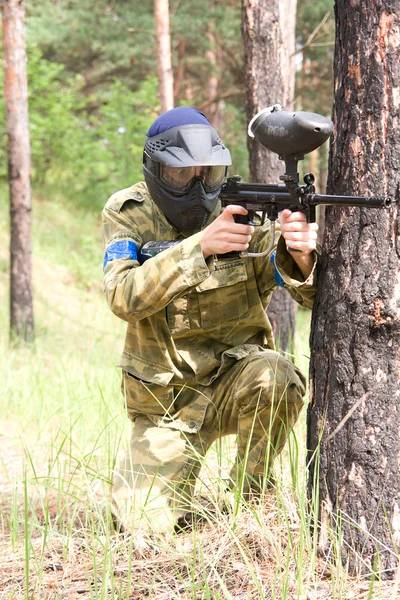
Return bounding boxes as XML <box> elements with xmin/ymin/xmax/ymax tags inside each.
<box><xmin>102</xmin><ymin>182</ymin><xmax>157</xmax><ymax>234</ymax></box>
<box><xmin>102</xmin><ymin>183</ymin><xmax>155</xmax><ymax>247</ymax></box>
<box><xmin>104</xmin><ymin>181</ymin><xmax>151</xmax><ymax>214</ymax></box>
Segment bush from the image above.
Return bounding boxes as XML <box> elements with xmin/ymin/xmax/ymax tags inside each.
<box><xmin>0</xmin><ymin>46</ymin><xmax>158</xmax><ymax>210</ymax></box>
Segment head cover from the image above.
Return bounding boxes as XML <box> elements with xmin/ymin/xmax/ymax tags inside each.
<box><xmin>143</xmin><ymin>107</ymin><xmax>231</xmax><ymax>230</ymax></box>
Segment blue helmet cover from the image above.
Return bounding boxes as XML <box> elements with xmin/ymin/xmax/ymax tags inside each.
<box><xmin>146</xmin><ymin>107</ymin><xmax>211</xmax><ymax>137</ymax></box>
<box><xmin>144</xmin><ymin>107</ymin><xmax>232</xmax><ymax>168</ymax></box>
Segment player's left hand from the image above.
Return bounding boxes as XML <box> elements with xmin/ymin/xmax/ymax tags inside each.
<box><xmin>279</xmin><ymin>209</ymin><xmax>318</xmax><ymax>256</ymax></box>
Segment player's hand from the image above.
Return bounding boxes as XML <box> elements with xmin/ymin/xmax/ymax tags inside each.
<box><xmin>200</xmin><ymin>205</ymin><xmax>254</xmax><ymax>259</ymax></box>
<box><xmin>279</xmin><ymin>209</ymin><xmax>318</xmax><ymax>256</ymax></box>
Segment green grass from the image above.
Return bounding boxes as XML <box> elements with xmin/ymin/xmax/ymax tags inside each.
<box><xmin>0</xmin><ymin>190</ymin><xmax>397</xmax><ymax>599</ymax></box>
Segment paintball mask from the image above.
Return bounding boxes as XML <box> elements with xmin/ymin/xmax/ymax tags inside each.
<box><xmin>143</xmin><ymin>107</ymin><xmax>232</xmax><ymax>230</ymax></box>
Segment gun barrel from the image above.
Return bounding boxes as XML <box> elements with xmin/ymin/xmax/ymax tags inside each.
<box><xmin>309</xmin><ymin>194</ymin><xmax>392</xmax><ymax>209</ymax></box>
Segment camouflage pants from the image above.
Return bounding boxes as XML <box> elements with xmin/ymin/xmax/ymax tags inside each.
<box><xmin>113</xmin><ymin>350</ymin><xmax>306</xmax><ymax>532</ymax></box>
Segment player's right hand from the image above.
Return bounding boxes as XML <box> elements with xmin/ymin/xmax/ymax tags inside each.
<box><xmin>200</xmin><ymin>205</ymin><xmax>254</xmax><ymax>259</ymax></box>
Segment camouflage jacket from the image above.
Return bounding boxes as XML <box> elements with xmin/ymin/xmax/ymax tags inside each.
<box><xmin>102</xmin><ymin>182</ymin><xmax>318</xmax><ymax>388</ymax></box>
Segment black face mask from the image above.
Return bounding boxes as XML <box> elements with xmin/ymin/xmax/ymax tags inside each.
<box><xmin>144</xmin><ymin>168</ymin><xmax>220</xmax><ymax>230</ymax></box>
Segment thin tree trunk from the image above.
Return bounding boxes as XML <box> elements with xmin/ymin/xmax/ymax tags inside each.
<box><xmin>242</xmin><ymin>0</ymin><xmax>298</xmax><ymax>355</ymax></box>
<box><xmin>154</xmin><ymin>0</ymin><xmax>174</xmax><ymax>113</ymax></box>
<box><xmin>2</xmin><ymin>0</ymin><xmax>34</xmax><ymax>342</ymax></box>
<box><xmin>206</xmin><ymin>27</ymin><xmax>223</xmax><ymax>130</ymax></box>
<box><xmin>173</xmin><ymin>38</ymin><xmax>186</xmax><ymax>102</ymax></box>
<box><xmin>308</xmin><ymin>0</ymin><xmax>400</xmax><ymax>577</ymax></box>
<box><xmin>278</xmin><ymin>0</ymin><xmax>296</xmax><ymax>111</ymax></box>
<box><xmin>242</xmin><ymin>0</ymin><xmax>285</xmax><ymax>184</ymax></box>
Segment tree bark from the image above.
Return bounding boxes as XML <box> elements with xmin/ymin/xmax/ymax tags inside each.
<box><xmin>242</xmin><ymin>0</ymin><xmax>298</xmax><ymax>354</ymax></box>
<box><xmin>154</xmin><ymin>0</ymin><xmax>174</xmax><ymax>113</ymax></box>
<box><xmin>308</xmin><ymin>0</ymin><xmax>400</xmax><ymax>577</ymax></box>
<box><xmin>2</xmin><ymin>0</ymin><xmax>34</xmax><ymax>342</ymax></box>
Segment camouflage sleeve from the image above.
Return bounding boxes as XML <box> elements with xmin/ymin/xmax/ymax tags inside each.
<box><xmin>251</xmin><ymin>220</ymin><xmax>319</xmax><ymax>310</ymax></box>
<box><xmin>273</xmin><ymin>235</ymin><xmax>319</xmax><ymax>309</ymax></box>
<box><xmin>102</xmin><ymin>204</ymin><xmax>211</xmax><ymax>323</ymax></box>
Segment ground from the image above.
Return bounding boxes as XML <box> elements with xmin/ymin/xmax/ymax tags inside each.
<box><xmin>1</xmin><ymin>417</ymin><xmax>400</xmax><ymax>600</ymax></box>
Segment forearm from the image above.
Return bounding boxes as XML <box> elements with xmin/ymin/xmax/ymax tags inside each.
<box><xmin>104</xmin><ymin>232</ymin><xmax>210</xmax><ymax>322</ymax></box>
<box><xmin>290</xmin><ymin>251</ymin><xmax>315</xmax><ymax>280</ymax></box>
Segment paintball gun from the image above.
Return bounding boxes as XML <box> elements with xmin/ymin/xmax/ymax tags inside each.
<box><xmin>139</xmin><ymin>105</ymin><xmax>394</xmax><ymax>262</ymax></box>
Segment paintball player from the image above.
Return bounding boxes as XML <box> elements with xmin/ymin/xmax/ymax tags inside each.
<box><xmin>102</xmin><ymin>106</ymin><xmax>319</xmax><ymax>533</ymax></box>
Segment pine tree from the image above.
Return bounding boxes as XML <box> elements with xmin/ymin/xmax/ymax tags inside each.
<box><xmin>154</xmin><ymin>0</ymin><xmax>174</xmax><ymax>112</ymax></box>
<box><xmin>2</xmin><ymin>0</ymin><xmax>34</xmax><ymax>342</ymax></box>
<box><xmin>242</xmin><ymin>0</ymin><xmax>298</xmax><ymax>353</ymax></box>
<box><xmin>307</xmin><ymin>0</ymin><xmax>400</xmax><ymax>577</ymax></box>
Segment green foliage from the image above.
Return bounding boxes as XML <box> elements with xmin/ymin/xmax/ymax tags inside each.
<box><xmin>0</xmin><ymin>0</ymin><xmax>335</xmax><ymax>210</ymax></box>
<box><xmin>25</xmin><ymin>47</ymin><xmax>88</xmax><ymax>184</ymax></box>
<box><xmin>0</xmin><ymin>45</ymin><xmax>158</xmax><ymax>209</ymax></box>
<box><xmin>93</xmin><ymin>77</ymin><xmax>159</xmax><ymax>193</ymax></box>
<box><xmin>0</xmin><ymin>0</ymin><xmax>245</xmax><ymax>208</ymax></box>
<box><xmin>170</xmin><ymin>0</ymin><xmax>244</xmax><ymax>103</ymax></box>
<box><xmin>26</xmin><ymin>0</ymin><xmax>156</xmax><ymax>91</ymax></box>
<box><xmin>296</xmin><ymin>0</ymin><xmax>335</xmax><ymax>115</ymax></box>
<box><xmin>33</xmin><ymin>70</ymin><xmax>159</xmax><ymax>209</ymax></box>
<box><xmin>222</xmin><ymin>103</ymin><xmax>249</xmax><ymax>180</ymax></box>
<box><xmin>25</xmin><ymin>0</ymin><xmax>244</xmax><ymax>107</ymax></box>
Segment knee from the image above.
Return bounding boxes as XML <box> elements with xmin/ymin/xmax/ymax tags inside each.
<box><xmin>284</xmin><ymin>365</ymin><xmax>307</xmax><ymax>404</ymax></box>
<box><xmin>236</xmin><ymin>352</ymin><xmax>306</xmax><ymax>407</ymax></box>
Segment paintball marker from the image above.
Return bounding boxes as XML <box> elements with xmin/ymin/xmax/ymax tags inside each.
<box><xmin>139</xmin><ymin>105</ymin><xmax>394</xmax><ymax>262</ymax></box>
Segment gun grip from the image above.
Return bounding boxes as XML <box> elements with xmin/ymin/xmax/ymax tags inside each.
<box><xmin>288</xmin><ymin>204</ymin><xmax>316</xmax><ymax>223</ymax></box>
<box><xmin>234</xmin><ymin>213</ymin><xmax>250</xmax><ymax>225</ymax></box>
<box><xmin>234</xmin><ymin>210</ymin><xmax>257</xmax><ymax>225</ymax></box>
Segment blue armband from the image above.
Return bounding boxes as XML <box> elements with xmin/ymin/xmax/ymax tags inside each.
<box><xmin>103</xmin><ymin>240</ymin><xmax>138</xmax><ymax>269</ymax></box>
<box><xmin>270</xmin><ymin>251</ymin><xmax>285</xmax><ymax>288</ymax></box>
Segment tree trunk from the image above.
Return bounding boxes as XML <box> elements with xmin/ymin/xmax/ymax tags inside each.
<box><xmin>308</xmin><ymin>0</ymin><xmax>400</xmax><ymax>577</ymax></box>
<box><xmin>173</xmin><ymin>38</ymin><xmax>186</xmax><ymax>102</ymax></box>
<box><xmin>205</xmin><ymin>27</ymin><xmax>224</xmax><ymax>130</ymax></box>
<box><xmin>154</xmin><ymin>0</ymin><xmax>174</xmax><ymax>113</ymax></box>
<box><xmin>2</xmin><ymin>0</ymin><xmax>34</xmax><ymax>342</ymax></box>
<box><xmin>242</xmin><ymin>0</ymin><xmax>298</xmax><ymax>355</ymax></box>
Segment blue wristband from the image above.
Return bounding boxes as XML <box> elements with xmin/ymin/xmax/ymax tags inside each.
<box><xmin>270</xmin><ymin>251</ymin><xmax>285</xmax><ymax>288</ymax></box>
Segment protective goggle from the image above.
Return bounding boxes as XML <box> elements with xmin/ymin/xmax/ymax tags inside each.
<box><xmin>159</xmin><ymin>164</ymin><xmax>227</xmax><ymax>193</ymax></box>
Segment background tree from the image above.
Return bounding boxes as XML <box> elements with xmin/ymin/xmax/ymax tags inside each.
<box><xmin>307</xmin><ymin>0</ymin><xmax>400</xmax><ymax>576</ymax></box>
<box><xmin>2</xmin><ymin>0</ymin><xmax>34</xmax><ymax>342</ymax></box>
<box><xmin>242</xmin><ymin>0</ymin><xmax>298</xmax><ymax>353</ymax></box>
<box><xmin>296</xmin><ymin>0</ymin><xmax>335</xmax><ymax>242</ymax></box>
<box><xmin>154</xmin><ymin>0</ymin><xmax>174</xmax><ymax>112</ymax></box>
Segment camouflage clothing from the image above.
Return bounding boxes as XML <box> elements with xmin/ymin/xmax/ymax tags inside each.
<box><xmin>102</xmin><ymin>182</ymin><xmax>318</xmax><ymax>531</ymax></box>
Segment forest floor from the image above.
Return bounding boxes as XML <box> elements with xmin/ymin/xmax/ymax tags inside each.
<box><xmin>1</xmin><ymin>419</ymin><xmax>400</xmax><ymax>600</ymax></box>
<box><xmin>2</xmin><ymin>418</ymin><xmax>400</xmax><ymax>600</ymax></box>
